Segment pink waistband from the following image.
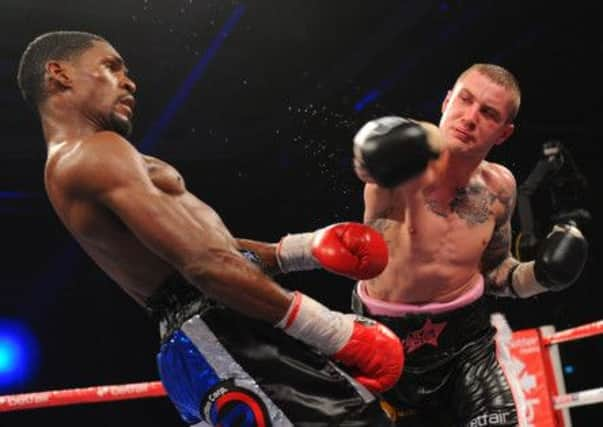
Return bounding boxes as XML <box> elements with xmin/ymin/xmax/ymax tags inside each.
<box><xmin>357</xmin><ymin>275</ymin><xmax>484</xmax><ymax>316</ymax></box>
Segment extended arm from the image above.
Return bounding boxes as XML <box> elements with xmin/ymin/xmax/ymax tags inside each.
<box><xmin>237</xmin><ymin>222</ymin><xmax>388</xmax><ymax>280</ymax></box>
<box><xmin>63</xmin><ymin>131</ymin><xmax>291</xmax><ymax>323</ymax></box>
<box><xmin>64</xmin><ymin>132</ymin><xmax>403</xmax><ymax>392</ymax></box>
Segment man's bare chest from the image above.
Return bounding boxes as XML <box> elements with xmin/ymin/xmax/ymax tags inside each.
<box><xmin>422</xmin><ymin>183</ymin><xmax>499</xmax><ymax>226</ymax></box>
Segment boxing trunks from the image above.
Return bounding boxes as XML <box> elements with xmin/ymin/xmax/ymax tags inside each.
<box><xmin>352</xmin><ymin>277</ymin><xmax>523</xmax><ymax>427</ymax></box>
<box><xmin>145</xmin><ymin>251</ymin><xmax>387</xmax><ymax>427</ymax></box>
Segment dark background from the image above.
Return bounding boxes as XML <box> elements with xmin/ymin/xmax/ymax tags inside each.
<box><xmin>0</xmin><ymin>0</ymin><xmax>601</xmax><ymax>425</ymax></box>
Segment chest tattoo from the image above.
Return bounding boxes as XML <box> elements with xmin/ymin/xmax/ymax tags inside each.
<box><xmin>425</xmin><ymin>184</ymin><xmax>497</xmax><ymax>226</ymax></box>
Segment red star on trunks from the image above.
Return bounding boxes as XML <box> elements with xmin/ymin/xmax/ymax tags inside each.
<box><xmin>404</xmin><ymin>318</ymin><xmax>447</xmax><ymax>353</ymax></box>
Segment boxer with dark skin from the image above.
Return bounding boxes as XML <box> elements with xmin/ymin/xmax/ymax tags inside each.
<box><xmin>18</xmin><ymin>31</ymin><xmax>403</xmax><ymax>426</ymax></box>
<box><xmin>39</xmin><ymin>36</ymin><xmax>287</xmax><ymax>321</ymax></box>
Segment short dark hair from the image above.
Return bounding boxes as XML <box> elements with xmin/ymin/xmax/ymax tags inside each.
<box><xmin>456</xmin><ymin>63</ymin><xmax>521</xmax><ymax>123</ymax></box>
<box><xmin>17</xmin><ymin>31</ymin><xmax>106</xmax><ymax>109</ymax></box>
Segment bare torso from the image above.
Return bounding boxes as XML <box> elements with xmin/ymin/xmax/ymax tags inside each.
<box><xmin>44</xmin><ymin>141</ymin><xmax>237</xmax><ymax>306</ymax></box>
<box><xmin>364</xmin><ymin>161</ymin><xmax>510</xmax><ymax>303</ymax></box>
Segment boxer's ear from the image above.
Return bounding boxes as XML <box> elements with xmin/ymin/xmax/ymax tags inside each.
<box><xmin>46</xmin><ymin>60</ymin><xmax>73</xmax><ymax>92</ymax></box>
<box><xmin>495</xmin><ymin>123</ymin><xmax>514</xmax><ymax>146</ymax></box>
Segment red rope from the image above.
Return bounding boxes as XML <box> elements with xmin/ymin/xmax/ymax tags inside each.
<box><xmin>0</xmin><ymin>381</ymin><xmax>166</xmax><ymax>412</ymax></box>
<box><xmin>542</xmin><ymin>320</ymin><xmax>603</xmax><ymax>346</ymax></box>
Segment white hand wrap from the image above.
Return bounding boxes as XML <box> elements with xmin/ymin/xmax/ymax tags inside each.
<box><xmin>276</xmin><ymin>233</ymin><xmax>319</xmax><ymax>273</ymax></box>
<box><xmin>275</xmin><ymin>291</ymin><xmax>353</xmax><ymax>355</ymax></box>
<box><xmin>511</xmin><ymin>261</ymin><xmax>548</xmax><ymax>298</ymax></box>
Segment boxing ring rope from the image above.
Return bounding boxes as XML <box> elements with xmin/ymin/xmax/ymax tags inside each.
<box><xmin>541</xmin><ymin>320</ymin><xmax>603</xmax><ymax>412</ymax></box>
<box><xmin>553</xmin><ymin>387</ymin><xmax>603</xmax><ymax>410</ymax></box>
<box><xmin>542</xmin><ymin>320</ymin><xmax>603</xmax><ymax>346</ymax></box>
<box><xmin>0</xmin><ymin>381</ymin><xmax>166</xmax><ymax>412</ymax></box>
<box><xmin>0</xmin><ymin>320</ymin><xmax>601</xmax><ymax>423</ymax></box>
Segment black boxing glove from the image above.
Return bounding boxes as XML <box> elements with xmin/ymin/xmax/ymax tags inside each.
<box><xmin>534</xmin><ymin>223</ymin><xmax>588</xmax><ymax>291</ymax></box>
<box><xmin>353</xmin><ymin>116</ymin><xmax>441</xmax><ymax>188</ymax></box>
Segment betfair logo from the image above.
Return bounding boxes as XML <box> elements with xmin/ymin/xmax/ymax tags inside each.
<box><xmin>467</xmin><ymin>411</ymin><xmax>512</xmax><ymax>426</ymax></box>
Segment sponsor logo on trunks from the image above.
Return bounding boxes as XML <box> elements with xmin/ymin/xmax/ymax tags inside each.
<box><xmin>466</xmin><ymin>411</ymin><xmax>512</xmax><ymax>426</ymax></box>
<box><xmin>404</xmin><ymin>318</ymin><xmax>446</xmax><ymax>353</ymax></box>
<box><xmin>202</xmin><ymin>379</ymin><xmax>271</xmax><ymax>427</ymax></box>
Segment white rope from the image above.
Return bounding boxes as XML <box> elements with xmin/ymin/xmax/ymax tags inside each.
<box><xmin>553</xmin><ymin>387</ymin><xmax>603</xmax><ymax>410</ymax></box>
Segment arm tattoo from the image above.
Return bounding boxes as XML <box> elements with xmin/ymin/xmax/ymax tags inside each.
<box><xmin>482</xmin><ymin>184</ymin><xmax>519</xmax><ymax>295</ymax></box>
<box><xmin>482</xmin><ymin>221</ymin><xmax>516</xmax><ymax>295</ymax></box>
<box><xmin>367</xmin><ymin>218</ymin><xmax>393</xmax><ymax>234</ymax></box>
<box><xmin>366</xmin><ymin>206</ymin><xmax>394</xmax><ymax>233</ymax></box>
<box><xmin>482</xmin><ymin>222</ymin><xmax>512</xmax><ymax>273</ymax></box>
<box><xmin>366</xmin><ymin>216</ymin><xmax>396</xmax><ymax>247</ymax></box>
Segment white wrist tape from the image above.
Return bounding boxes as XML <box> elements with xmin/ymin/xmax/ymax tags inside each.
<box><xmin>275</xmin><ymin>291</ymin><xmax>353</xmax><ymax>355</ymax></box>
<box><xmin>511</xmin><ymin>261</ymin><xmax>548</xmax><ymax>298</ymax></box>
<box><xmin>276</xmin><ymin>233</ymin><xmax>320</xmax><ymax>273</ymax></box>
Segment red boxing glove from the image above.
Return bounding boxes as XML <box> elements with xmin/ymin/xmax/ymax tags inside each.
<box><xmin>276</xmin><ymin>292</ymin><xmax>404</xmax><ymax>393</ymax></box>
<box><xmin>333</xmin><ymin>317</ymin><xmax>404</xmax><ymax>393</ymax></box>
<box><xmin>277</xmin><ymin>222</ymin><xmax>388</xmax><ymax>280</ymax></box>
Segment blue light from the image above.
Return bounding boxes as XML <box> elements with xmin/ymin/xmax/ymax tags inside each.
<box><xmin>563</xmin><ymin>365</ymin><xmax>575</xmax><ymax>375</ymax></box>
<box><xmin>0</xmin><ymin>339</ymin><xmax>20</xmax><ymax>371</ymax></box>
<box><xmin>139</xmin><ymin>4</ymin><xmax>246</xmax><ymax>153</ymax></box>
<box><xmin>354</xmin><ymin>89</ymin><xmax>382</xmax><ymax>112</ymax></box>
<box><xmin>0</xmin><ymin>191</ymin><xmax>39</xmax><ymax>199</ymax></box>
<box><xmin>0</xmin><ymin>320</ymin><xmax>39</xmax><ymax>391</ymax></box>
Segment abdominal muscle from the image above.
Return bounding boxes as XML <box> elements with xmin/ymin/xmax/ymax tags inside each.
<box><xmin>364</xmin><ymin>244</ymin><xmax>482</xmax><ymax>304</ymax></box>
<box><xmin>364</xmin><ymin>193</ymin><xmax>494</xmax><ymax>304</ymax></box>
